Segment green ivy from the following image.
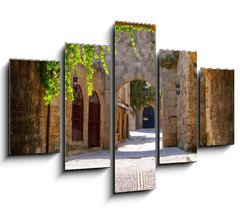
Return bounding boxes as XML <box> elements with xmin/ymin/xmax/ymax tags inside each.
<box><xmin>82</xmin><ymin>45</ymin><xmax>95</xmax><ymax>95</ymax></box>
<box><xmin>65</xmin><ymin>43</ymin><xmax>81</xmax><ymax>101</ymax></box>
<box><xmin>39</xmin><ymin>61</ymin><xmax>60</xmax><ymax>105</ymax></box>
<box><xmin>65</xmin><ymin>43</ymin><xmax>110</xmax><ymax>100</ymax></box>
<box><xmin>115</xmin><ymin>21</ymin><xmax>156</xmax><ymax>59</ymax></box>
<box><xmin>160</xmin><ymin>51</ymin><xmax>179</xmax><ymax>69</ymax></box>
<box><xmin>100</xmin><ymin>45</ymin><xmax>110</xmax><ymax>75</ymax></box>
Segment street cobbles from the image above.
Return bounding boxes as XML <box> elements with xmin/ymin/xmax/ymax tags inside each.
<box><xmin>115</xmin><ymin>129</ymin><xmax>156</xmax><ymax>193</ymax></box>
<box><xmin>65</xmin><ymin>150</ymin><xmax>110</xmax><ymax>170</ymax></box>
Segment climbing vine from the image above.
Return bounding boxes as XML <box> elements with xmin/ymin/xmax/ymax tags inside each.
<box><xmin>81</xmin><ymin>44</ymin><xmax>95</xmax><ymax>96</ymax></box>
<box><xmin>65</xmin><ymin>43</ymin><xmax>110</xmax><ymax>100</ymax></box>
<box><xmin>65</xmin><ymin>43</ymin><xmax>81</xmax><ymax>101</ymax></box>
<box><xmin>39</xmin><ymin>61</ymin><xmax>60</xmax><ymax>105</ymax></box>
<box><xmin>160</xmin><ymin>51</ymin><xmax>179</xmax><ymax>69</ymax></box>
<box><xmin>130</xmin><ymin>80</ymin><xmax>156</xmax><ymax>114</ymax></box>
<box><xmin>100</xmin><ymin>45</ymin><xmax>110</xmax><ymax>75</ymax></box>
<box><xmin>115</xmin><ymin>21</ymin><xmax>156</xmax><ymax>59</ymax></box>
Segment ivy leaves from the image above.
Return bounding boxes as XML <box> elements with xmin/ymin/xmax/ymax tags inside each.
<box><xmin>81</xmin><ymin>44</ymin><xmax>95</xmax><ymax>96</ymax></box>
<box><xmin>100</xmin><ymin>45</ymin><xmax>110</xmax><ymax>75</ymax></box>
<box><xmin>115</xmin><ymin>22</ymin><xmax>156</xmax><ymax>59</ymax></box>
<box><xmin>39</xmin><ymin>61</ymin><xmax>60</xmax><ymax>105</ymax></box>
<box><xmin>115</xmin><ymin>22</ymin><xmax>156</xmax><ymax>33</ymax></box>
<box><xmin>39</xmin><ymin>43</ymin><xmax>110</xmax><ymax>105</ymax></box>
<box><xmin>160</xmin><ymin>51</ymin><xmax>179</xmax><ymax>69</ymax></box>
<box><xmin>65</xmin><ymin>44</ymin><xmax>81</xmax><ymax>101</ymax></box>
<box><xmin>130</xmin><ymin>80</ymin><xmax>156</xmax><ymax>114</ymax></box>
<box><xmin>65</xmin><ymin>43</ymin><xmax>110</xmax><ymax>100</ymax></box>
<box><xmin>129</xmin><ymin>31</ymin><xmax>141</xmax><ymax>59</ymax></box>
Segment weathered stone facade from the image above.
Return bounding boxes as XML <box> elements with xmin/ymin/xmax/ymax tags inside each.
<box><xmin>160</xmin><ymin>51</ymin><xmax>178</xmax><ymax>147</ymax></box>
<box><xmin>116</xmin><ymin>83</ymin><xmax>131</xmax><ymax>147</ymax></box>
<box><xmin>115</xmin><ymin>26</ymin><xmax>156</xmax><ymax>90</ymax></box>
<box><xmin>65</xmin><ymin>45</ymin><xmax>111</xmax><ymax>156</ymax></box>
<box><xmin>200</xmin><ymin>69</ymin><xmax>207</xmax><ymax>145</ymax></box>
<box><xmin>200</xmin><ymin>68</ymin><xmax>234</xmax><ymax>146</ymax></box>
<box><xmin>9</xmin><ymin>59</ymin><xmax>60</xmax><ymax>154</ymax></box>
<box><xmin>177</xmin><ymin>52</ymin><xmax>197</xmax><ymax>152</ymax></box>
<box><xmin>160</xmin><ymin>50</ymin><xmax>197</xmax><ymax>153</ymax></box>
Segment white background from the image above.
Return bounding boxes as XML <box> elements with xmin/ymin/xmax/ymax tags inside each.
<box><xmin>0</xmin><ymin>0</ymin><xmax>239</xmax><ymax>215</ymax></box>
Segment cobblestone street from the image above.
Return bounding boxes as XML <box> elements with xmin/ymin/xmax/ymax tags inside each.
<box><xmin>115</xmin><ymin>128</ymin><xmax>156</xmax><ymax>193</ymax></box>
<box><xmin>65</xmin><ymin>150</ymin><xmax>110</xmax><ymax>170</ymax></box>
<box><xmin>159</xmin><ymin>132</ymin><xmax>197</xmax><ymax>164</ymax></box>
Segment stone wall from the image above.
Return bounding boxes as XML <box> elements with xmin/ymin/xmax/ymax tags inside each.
<box><xmin>10</xmin><ymin>60</ymin><xmax>60</xmax><ymax>154</ymax></box>
<box><xmin>160</xmin><ymin>50</ymin><xmax>177</xmax><ymax>147</ymax></box>
<box><xmin>200</xmin><ymin>68</ymin><xmax>207</xmax><ymax>146</ymax></box>
<box><xmin>160</xmin><ymin>50</ymin><xmax>197</xmax><ymax>153</ymax></box>
<box><xmin>115</xmin><ymin>28</ymin><xmax>156</xmax><ymax>90</ymax></box>
<box><xmin>65</xmin><ymin>45</ymin><xmax>111</xmax><ymax>156</ymax></box>
<box><xmin>177</xmin><ymin>51</ymin><xmax>197</xmax><ymax>152</ymax></box>
<box><xmin>129</xmin><ymin>113</ymin><xmax>136</xmax><ymax>130</ymax></box>
<box><xmin>200</xmin><ymin>68</ymin><xmax>234</xmax><ymax>146</ymax></box>
<box><xmin>116</xmin><ymin>83</ymin><xmax>131</xmax><ymax>147</ymax></box>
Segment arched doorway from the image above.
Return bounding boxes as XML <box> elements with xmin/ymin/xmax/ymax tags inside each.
<box><xmin>88</xmin><ymin>91</ymin><xmax>100</xmax><ymax>147</ymax></box>
<box><xmin>72</xmin><ymin>85</ymin><xmax>83</xmax><ymax>141</ymax></box>
<box><xmin>142</xmin><ymin>106</ymin><xmax>154</xmax><ymax>128</ymax></box>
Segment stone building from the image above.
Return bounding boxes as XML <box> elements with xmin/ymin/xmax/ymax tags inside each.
<box><xmin>116</xmin><ymin>83</ymin><xmax>131</xmax><ymax>147</ymax></box>
<box><xmin>200</xmin><ymin>68</ymin><xmax>234</xmax><ymax>146</ymax></box>
<box><xmin>160</xmin><ymin>50</ymin><xmax>197</xmax><ymax>153</ymax></box>
<box><xmin>65</xmin><ymin>45</ymin><xmax>111</xmax><ymax>156</ymax></box>
<box><xmin>9</xmin><ymin>59</ymin><xmax>60</xmax><ymax>154</ymax></box>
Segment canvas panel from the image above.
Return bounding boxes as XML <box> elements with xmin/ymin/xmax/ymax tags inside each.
<box><xmin>159</xmin><ymin>50</ymin><xmax>197</xmax><ymax>164</ymax></box>
<box><xmin>114</xmin><ymin>21</ymin><xmax>156</xmax><ymax>193</ymax></box>
<box><xmin>64</xmin><ymin>43</ymin><xmax>111</xmax><ymax>170</ymax></box>
<box><xmin>200</xmin><ymin>68</ymin><xmax>234</xmax><ymax>147</ymax></box>
<box><xmin>9</xmin><ymin>59</ymin><xmax>60</xmax><ymax>155</ymax></box>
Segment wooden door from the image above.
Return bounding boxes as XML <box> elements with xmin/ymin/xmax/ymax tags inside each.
<box><xmin>142</xmin><ymin>106</ymin><xmax>154</xmax><ymax>128</ymax></box>
<box><xmin>88</xmin><ymin>91</ymin><xmax>100</xmax><ymax>147</ymax></box>
<box><xmin>72</xmin><ymin>85</ymin><xmax>83</xmax><ymax>141</ymax></box>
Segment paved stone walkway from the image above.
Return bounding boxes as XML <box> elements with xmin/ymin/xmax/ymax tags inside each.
<box><xmin>65</xmin><ymin>130</ymin><xmax>196</xmax><ymax>170</ymax></box>
<box><xmin>159</xmin><ymin>132</ymin><xmax>197</xmax><ymax>164</ymax></box>
<box><xmin>115</xmin><ymin>128</ymin><xmax>156</xmax><ymax>193</ymax></box>
<box><xmin>65</xmin><ymin>150</ymin><xmax>110</xmax><ymax>170</ymax></box>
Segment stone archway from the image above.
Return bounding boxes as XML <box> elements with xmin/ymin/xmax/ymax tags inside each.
<box><xmin>115</xmin><ymin>29</ymin><xmax>156</xmax><ymax>92</ymax></box>
<box><xmin>88</xmin><ymin>91</ymin><xmax>100</xmax><ymax>148</ymax></box>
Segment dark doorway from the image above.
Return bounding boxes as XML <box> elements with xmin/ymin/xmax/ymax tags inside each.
<box><xmin>142</xmin><ymin>106</ymin><xmax>154</xmax><ymax>128</ymax></box>
<box><xmin>126</xmin><ymin>115</ymin><xmax>129</xmax><ymax>138</ymax></box>
<box><xmin>88</xmin><ymin>91</ymin><xmax>100</xmax><ymax>147</ymax></box>
<box><xmin>72</xmin><ymin>85</ymin><xmax>83</xmax><ymax>141</ymax></box>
